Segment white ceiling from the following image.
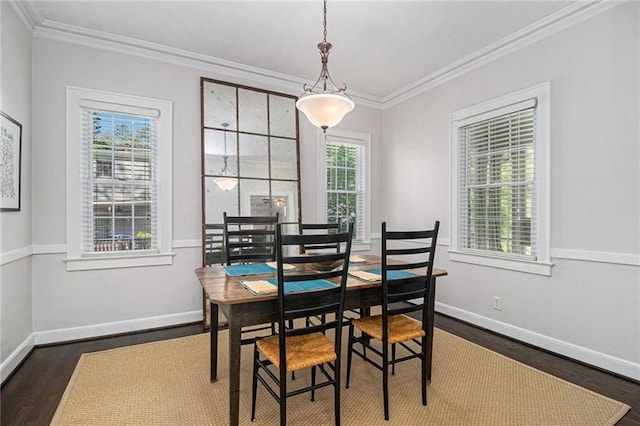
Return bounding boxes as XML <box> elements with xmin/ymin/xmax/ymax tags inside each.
<box><xmin>27</xmin><ymin>1</ymin><xmax>574</xmax><ymax>100</ymax></box>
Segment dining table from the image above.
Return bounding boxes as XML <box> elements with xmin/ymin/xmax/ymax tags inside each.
<box><xmin>194</xmin><ymin>254</ymin><xmax>447</xmax><ymax>426</ymax></box>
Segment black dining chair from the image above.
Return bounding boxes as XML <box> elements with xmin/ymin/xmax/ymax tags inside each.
<box><xmin>223</xmin><ymin>212</ymin><xmax>279</xmax><ymax>344</ymax></box>
<box><xmin>345</xmin><ymin>220</ymin><xmax>439</xmax><ymax>421</ymax></box>
<box><xmin>251</xmin><ymin>223</ymin><xmax>354</xmax><ymax>426</ymax></box>
<box><xmin>298</xmin><ymin>219</ymin><xmax>341</xmax><ymax>254</ymax></box>
<box><xmin>223</xmin><ymin>212</ymin><xmax>279</xmax><ymax>266</ymax></box>
<box><xmin>203</xmin><ymin>223</ymin><xmax>225</xmax><ymax>266</ymax></box>
<box><xmin>298</xmin><ymin>219</ymin><xmax>342</xmax><ymax>328</ymax></box>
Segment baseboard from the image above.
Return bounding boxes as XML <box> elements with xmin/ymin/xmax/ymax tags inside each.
<box><xmin>33</xmin><ymin>310</ymin><xmax>202</xmax><ymax>345</ymax></box>
<box><xmin>435</xmin><ymin>302</ymin><xmax>640</xmax><ymax>382</ymax></box>
<box><xmin>1</xmin><ymin>333</ymin><xmax>35</xmax><ymax>385</ymax></box>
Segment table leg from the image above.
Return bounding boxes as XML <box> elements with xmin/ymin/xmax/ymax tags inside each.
<box><xmin>228</xmin><ymin>305</ymin><xmax>242</xmax><ymax>426</ymax></box>
<box><xmin>210</xmin><ymin>302</ymin><xmax>219</xmax><ymax>382</ymax></box>
<box><xmin>426</xmin><ymin>277</ymin><xmax>437</xmax><ymax>381</ymax></box>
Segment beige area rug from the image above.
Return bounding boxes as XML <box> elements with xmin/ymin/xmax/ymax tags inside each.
<box><xmin>51</xmin><ymin>329</ymin><xmax>630</xmax><ymax>425</ymax></box>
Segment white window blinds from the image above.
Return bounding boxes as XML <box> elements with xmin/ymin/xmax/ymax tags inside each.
<box><xmin>457</xmin><ymin>102</ymin><xmax>537</xmax><ymax>260</ymax></box>
<box><xmin>325</xmin><ymin>140</ymin><xmax>366</xmax><ymax>241</ymax></box>
<box><xmin>81</xmin><ymin>109</ymin><xmax>159</xmax><ymax>254</ymax></box>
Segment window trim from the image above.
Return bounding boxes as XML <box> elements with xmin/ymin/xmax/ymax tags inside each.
<box><xmin>317</xmin><ymin>128</ymin><xmax>371</xmax><ymax>251</ymax></box>
<box><xmin>449</xmin><ymin>82</ymin><xmax>552</xmax><ymax>276</ymax></box>
<box><xmin>66</xmin><ymin>86</ymin><xmax>173</xmax><ymax>271</ymax></box>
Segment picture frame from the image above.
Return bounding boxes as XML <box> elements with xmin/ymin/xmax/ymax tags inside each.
<box><xmin>1</xmin><ymin>111</ymin><xmax>22</xmax><ymax>211</ymax></box>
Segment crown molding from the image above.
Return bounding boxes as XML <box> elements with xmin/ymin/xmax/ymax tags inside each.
<box><xmin>19</xmin><ymin>0</ymin><xmax>621</xmax><ymax>110</ymax></box>
<box><xmin>29</xmin><ymin>18</ymin><xmax>383</xmax><ymax>109</ymax></box>
<box><xmin>382</xmin><ymin>0</ymin><xmax>623</xmax><ymax>109</ymax></box>
<box><xmin>9</xmin><ymin>0</ymin><xmax>40</xmax><ymax>32</ymax></box>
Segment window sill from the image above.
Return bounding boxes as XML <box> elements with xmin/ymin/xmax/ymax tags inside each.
<box><xmin>64</xmin><ymin>252</ymin><xmax>175</xmax><ymax>271</ymax></box>
<box><xmin>448</xmin><ymin>250</ymin><xmax>553</xmax><ymax>276</ymax></box>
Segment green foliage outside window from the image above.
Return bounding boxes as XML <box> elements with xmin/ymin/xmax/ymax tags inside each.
<box><xmin>326</xmin><ymin>142</ymin><xmax>360</xmax><ymax>237</ymax></box>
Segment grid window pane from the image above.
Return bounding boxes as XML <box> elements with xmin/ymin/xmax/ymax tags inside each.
<box><xmin>85</xmin><ymin>111</ymin><xmax>156</xmax><ymax>253</ymax></box>
<box><xmin>325</xmin><ymin>141</ymin><xmax>365</xmax><ymax>241</ymax></box>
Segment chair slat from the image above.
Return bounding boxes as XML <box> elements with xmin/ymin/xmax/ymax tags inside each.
<box><xmin>386</xmin><ymin>246</ymin><xmax>431</xmax><ymax>256</ymax></box>
<box><xmin>384</xmin><ymin>229</ymin><xmax>436</xmax><ymax>240</ymax></box>
<box><xmin>386</xmin><ymin>260</ymin><xmax>430</xmax><ymax>271</ymax></box>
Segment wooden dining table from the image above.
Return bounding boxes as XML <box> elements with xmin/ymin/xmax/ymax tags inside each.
<box><xmin>194</xmin><ymin>255</ymin><xmax>447</xmax><ymax>426</ymax></box>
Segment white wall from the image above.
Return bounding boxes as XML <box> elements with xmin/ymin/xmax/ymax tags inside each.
<box><xmin>382</xmin><ymin>3</ymin><xmax>640</xmax><ymax>379</ymax></box>
<box><xmin>28</xmin><ymin>36</ymin><xmax>382</xmax><ymax>340</ymax></box>
<box><xmin>0</xmin><ymin>2</ymin><xmax>34</xmax><ymax>381</ymax></box>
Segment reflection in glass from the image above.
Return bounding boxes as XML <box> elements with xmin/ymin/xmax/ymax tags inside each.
<box><xmin>205</xmin><ymin>177</ymin><xmax>238</xmax><ymax>223</ymax></box>
<box><xmin>239</xmin><ymin>134</ymin><xmax>269</xmax><ymax>178</ymax></box>
<box><xmin>203</xmin><ymin>129</ymin><xmax>237</xmax><ymax>176</ymax></box>
<box><xmin>214</xmin><ymin>123</ymin><xmax>237</xmax><ymax>191</ymax></box>
<box><xmin>238</xmin><ymin>89</ymin><xmax>267</xmax><ymax>134</ymax></box>
<box><xmin>239</xmin><ymin>179</ymin><xmax>270</xmax><ymax>217</ymax></box>
<box><xmin>271</xmin><ymin>138</ymin><xmax>298</xmax><ymax>180</ymax></box>
<box><xmin>203</xmin><ymin>82</ymin><xmax>237</xmax><ymax>130</ymax></box>
<box><xmin>271</xmin><ymin>180</ymin><xmax>299</xmax><ymax>223</ymax></box>
<box><xmin>269</xmin><ymin>95</ymin><xmax>296</xmax><ymax>138</ymax></box>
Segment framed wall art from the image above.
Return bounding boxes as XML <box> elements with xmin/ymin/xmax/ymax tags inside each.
<box><xmin>1</xmin><ymin>111</ymin><xmax>22</xmax><ymax>211</ymax></box>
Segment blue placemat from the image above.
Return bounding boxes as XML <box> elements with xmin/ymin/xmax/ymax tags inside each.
<box><xmin>266</xmin><ymin>278</ymin><xmax>338</xmax><ymax>293</ymax></box>
<box><xmin>223</xmin><ymin>263</ymin><xmax>275</xmax><ymax>276</ymax></box>
<box><xmin>366</xmin><ymin>268</ymin><xmax>419</xmax><ymax>280</ymax></box>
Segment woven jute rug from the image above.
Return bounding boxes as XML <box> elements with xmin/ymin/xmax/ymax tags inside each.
<box><xmin>51</xmin><ymin>328</ymin><xmax>630</xmax><ymax>425</ymax></box>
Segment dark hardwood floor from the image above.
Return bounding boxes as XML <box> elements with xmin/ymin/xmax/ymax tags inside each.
<box><xmin>2</xmin><ymin>314</ymin><xmax>638</xmax><ymax>425</ymax></box>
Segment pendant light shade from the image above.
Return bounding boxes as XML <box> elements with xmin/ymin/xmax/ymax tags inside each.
<box><xmin>296</xmin><ymin>0</ymin><xmax>354</xmax><ymax>132</ymax></box>
<box><xmin>214</xmin><ymin>123</ymin><xmax>237</xmax><ymax>191</ymax></box>
<box><xmin>296</xmin><ymin>93</ymin><xmax>354</xmax><ymax>130</ymax></box>
<box><xmin>214</xmin><ymin>176</ymin><xmax>237</xmax><ymax>191</ymax></box>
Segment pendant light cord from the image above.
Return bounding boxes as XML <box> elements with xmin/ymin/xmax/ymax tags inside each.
<box><xmin>323</xmin><ymin>0</ymin><xmax>327</xmax><ymax>43</ymax></box>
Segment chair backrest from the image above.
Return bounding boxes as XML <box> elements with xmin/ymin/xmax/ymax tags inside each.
<box><xmin>223</xmin><ymin>212</ymin><xmax>279</xmax><ymax>265</ymax></box>
<box><xmin>381</xmin><ymin>221</ymin><xmax>440</xmax><ymax>335</ymax></box>
<box><xmin>298</xmin><ymin>219</ymin><xmax>341</xmax><ymax>254</ymax></box>
<box><xmin>275</xmin><ymin>223</ymin><xmax>354</xmax><ymax>364</ymax></box>
<box><xmin>204</xmin><ymin>223</ymin><xmax>225</xmax><ymax>266</ymax></box>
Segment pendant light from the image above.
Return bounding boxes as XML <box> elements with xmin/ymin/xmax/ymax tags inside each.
<box><xmin>296</xmin><ymin>0</ymin><xmax>354</xmax><ymax>132</ymax></box>
<box><xmin>214</xmin><ymin>123</ymin><xmax>237</xmax><ymax>191</ymax></box>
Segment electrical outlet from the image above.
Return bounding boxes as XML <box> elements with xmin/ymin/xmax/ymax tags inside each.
<box><xmin>493</xmin><ymin>296</ymin><xmax>502</xmax><ymax>311</ymax></box>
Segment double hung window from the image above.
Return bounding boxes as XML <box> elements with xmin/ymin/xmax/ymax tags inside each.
<box><xmin>66</xmin><ymin>87</ymin><xmax>173</xmax><ymax>271</ymax></box>
<box><xmin>450</xmin><ymin>83</ymin><xmax>551</xmax><ymax>275</ymax></box>
<box><xmin>320</xmin><ymin>129</ymin><xmax>370</xmax><ymax>247</ymax></box>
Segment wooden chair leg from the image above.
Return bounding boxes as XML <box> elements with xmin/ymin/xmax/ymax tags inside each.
<box><xmin>422</xmin><ymin>336</ymin><xmax>427</xmax><ymax>406</ymax></box>
<box><xmin>279</xmin><ymin>366</ymin><xmax>287</xmax><ymax>426</ymax></box>
<box><xmin>288</xmin><ymin>319</ymin><xmax>296</xmax><ymax>381</ymax></box>
<box><xmin>311</xmin><ymin>365</ymin><xmax>316</xmax><ymax>401</ymax></box>
<box><xmin>334</xmin><ymin>359</ymin><xmax>341</xmax><ymax>426</ymax></box>
<box><xmin>382</xmin><ymin>342</ymin><xmax>390</xmax><ymax>421</ymax></box>
<box><xmin>392</xmin><ymin>343</ymin><xmax>396</xmax><ymax>375</ymax></box>
<box><xmin>251</xmin><ymin>346</ymin><xmax>259</xmax><ymax>421</ymax></box>
<box><xmin>345</xmin><ymin>321</ymin><xmax>355</xmax><ymax>389</ymax></box>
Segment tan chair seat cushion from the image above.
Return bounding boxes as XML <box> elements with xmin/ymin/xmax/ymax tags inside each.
<box><xmin>352</xmin><ymin>314</ymin><xmax>425</xmax><ymax>344</ymax></box>
<box><xmin>256</xmin><ymin>332</ymin><xmax>337</xmax><ymax>372</ymax></box>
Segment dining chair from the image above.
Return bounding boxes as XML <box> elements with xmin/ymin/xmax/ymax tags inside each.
<box><xmin>223</xmin><ymin>212</ymin><xmax>279</xmax><ymax>344</ymax></box>
<box><xmin>345</xmin><ymin>220</ymin><xmax>440</xmax><ymax>420</ymax></box>
<box><xmin>223</xmin><ymin>212</ymin><xmax>279</xmax><ymax>265</ymax></box>
<box><xmin>203</xmin><ymin>223</ymin><xmax>225</xmax><ymax>266</ymax></box>
<box><xmin>251</xmin><ymin>223</ymin><xmax>354</xmax><ymax>426</ymax></box>
<box><xmin>298</xmin><ymin>219</ymin><xmax>340</xmax><ymax>254</ymax></box>
<box><xmin>298</xmin><ymin>219</ymin><xmax>342</xmax><ymax>328</ymax></box>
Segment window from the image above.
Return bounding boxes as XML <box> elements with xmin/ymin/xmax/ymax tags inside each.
<box><xmin>450</xmin><ymin>83</ymin><xmax>551</xmax><ymax>275</ymax></box>
<box><xmin>66</xmin><ymin>87</ymin><xmax>173</xmax><ymax>271</ymax></box>
<box><xmin>319</xmin><ymin>129</ymin><xmax>370</xmax><ymax>249</ymax></box>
